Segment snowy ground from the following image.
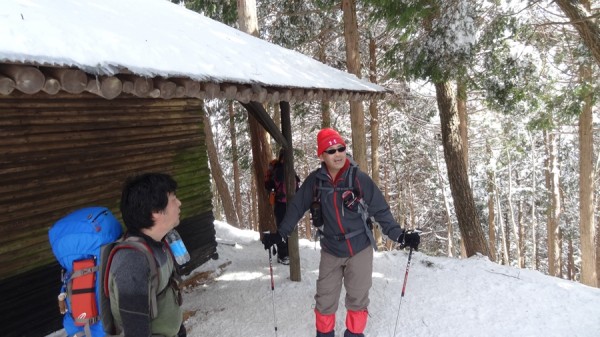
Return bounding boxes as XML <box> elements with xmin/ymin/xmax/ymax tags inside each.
<box><xmin>48</xmin><ymin>220</ymin><xmax>600</xmax><ymax>337</ymax></box>
<box><xmin>181</xmin><ymin>222</ymin><xmax>600</xmax><ymax>337</ymax></box>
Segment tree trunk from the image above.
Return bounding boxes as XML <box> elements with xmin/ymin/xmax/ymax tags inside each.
<box><xmin>457</xmin><ymin>81</ymin><xmax>469</xmax><ymax>260</ymax></box>
<box><xmin>342</xmin><ymin>0</ymin><xmax>367</xmax><ymax>169</ymax></box>
<box><xmin>506</xmin><ymin>150</ymin><xmax>523</xmax><ymax>267</ymax></box>
<box><xmin>436</xmin><ymin>148</ymin><xmax>454</xmax><ymax>257</ymax></box>
<box><xmin>317</xmin><ymin>32</ymin><xmax>331</xmax><ymax>128</ymax></box>
<box><xmin>457</xmin><ymin>80</ymin><xmax>469</xmax><ymax>169</ymax></box>
<box><xmin>556</xmin><ymin>0</ymin><xmax>600</xmax><ymax>67</ymax></box>
<box><xmin>496</xmin><ymin>188</ymin><xmax>509</xmax><ymax>265</ymax></box>
<box><xmin>568</xmin><ymin>234</ymin><xmax>575</xmax><ymax>281</ymax></box>
<box><xmin>597</xmin><ymin>190</ymin><xmax>600</xmax><ymax>286</ymax></box>
<box><xmin>547</xmin><ymin>129</ymin><xmax>562</xmax><ymax>277</ymax></box>
<box><xmin>486</xmin><ymin>142</ymin><xmax>497</xmax><ymax>262</ymax></box>
<box><xmin>578</xmin><ymin>60</ymin><xmax>597</xmax><ymax>287</ymax></box>
<box><xmin>369</xmin><ymin>36</ymin><xmax>383</xmax><ymax>250</ymax></box>
<box><xmin>517</xmin><ymin>172</ymin><xmax>526</xmax><ymax>268</ymax></box>
<box><xmin>434</xmin><ymin>81</ymin><xmax>490</xmax><ymax>258</ymax></box>
<box><xmin>248</xmin><ymin>115</ymin><xmax>276</xmax><ymax>233</ymax></box>
<box><xmin>229</xmin><ymin>101</ymin><xmax>244</xmax><ymax>226</ymax></box>
<box><xmin>237</xmin><ymin>0</ymin><xmax>276</xmax><ymax>234</ymax></box>
<box><xmin>272</xmin><ymin>103</ymin><xmax>281</xmax><ymax>145</ymax></box>
<box><xmin>250</xmin><ymin>173</ymin><xmax>258</xmax><ymax>231</ymax></box>
<box><xmin>203</xmin><ymin>110</ymin><xmax>239</xmax><ymax>227</ymax></box>
<box><xmin>529</xmin><ymin>132</ymin><xmax>540</xmax><ymax>270</ymax></box>
<box><xmin>212</xmin><ymin>179</ymin><xmax>222</xmax><ymax>221</ymax></box>
<box><xmin>237</xmin><ymin>0</ymin><xmax>258</xmax><ymax>36</ymax></box>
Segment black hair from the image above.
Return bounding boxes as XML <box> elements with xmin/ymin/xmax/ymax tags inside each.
<box><xmin>120</xmin><ymin>172</ymin><xmax>177</xmax><ymax>232</ymax></box>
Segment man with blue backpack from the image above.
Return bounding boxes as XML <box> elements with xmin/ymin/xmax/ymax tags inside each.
<box><xmin>262</xmin><ymin>128</ymin><xmax>420</xmax><ymax>337</ymax></box>
<box><xmin>49</xmin><ymin>173</ymin><xmax>186</xmax><ymax>337</ymax></box>
<box><xmin>108</xmin><ymin>173</ymin><xmax>186</xmax><ymax>337</ymax></box>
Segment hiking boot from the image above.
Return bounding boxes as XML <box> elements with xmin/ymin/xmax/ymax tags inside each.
<box><xmin>277</xmin><ymin>256</ymin><xmax>290</xmax><ymax>265</ymax></box>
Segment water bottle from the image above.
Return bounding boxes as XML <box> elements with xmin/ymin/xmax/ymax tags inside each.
<box><xmin>165</xmin><ymin>229</ymin><xmax>190</xmax><ymax>265</ymax></box>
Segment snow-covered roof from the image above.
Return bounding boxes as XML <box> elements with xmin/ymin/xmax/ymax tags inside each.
<box><xmin>0</xmin><ymin>0</ymin><xmax>387</xmax><ymax>102</ymax></box>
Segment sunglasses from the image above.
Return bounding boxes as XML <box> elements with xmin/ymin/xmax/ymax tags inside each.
<box><xmin>323</xmin><ymin>146</ymin><xmax>346</xmax><ymax>155</ymax></box>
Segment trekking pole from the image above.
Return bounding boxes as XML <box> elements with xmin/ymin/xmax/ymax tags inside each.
<box><xmin>393</xmin><ymin>246</ymin><xmax>414</xmax><ymax>337</ymax></box>
<box><xmin>267</xmin><ymin>243</ymin><xmax>279</xmax><ymax>336</ymax></box>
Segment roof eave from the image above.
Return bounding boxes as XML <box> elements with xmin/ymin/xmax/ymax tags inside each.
<box><xmin>0</xmin><ymin>63</ymin><xmax>390</xmax><ymax>103</ymax></box>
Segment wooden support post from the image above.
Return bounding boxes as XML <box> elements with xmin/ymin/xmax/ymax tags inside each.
<box><xmin>280</xmin><ymin>100</ymin><xmax>301</xmax><ymax>282</ymax></box>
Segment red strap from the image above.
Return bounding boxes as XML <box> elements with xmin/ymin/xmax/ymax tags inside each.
<box><xmin>103</xmin><ymin>240</ymin><xmax>156</xmax><ymax>297</ymax></box>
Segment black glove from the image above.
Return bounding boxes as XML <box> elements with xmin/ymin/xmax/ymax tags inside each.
<box><xmin>398</xmin><ymin>230</ymin><xmax>420</xmax><ymax>250</ymax></box>
<box><xmin>261</xmin><ymin>232</ymin><xmax>284</xmax><ymax>250</ymax></box>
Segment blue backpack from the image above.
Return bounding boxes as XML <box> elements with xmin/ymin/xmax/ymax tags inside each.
<box><xmin>49</xmin><ymin>207</ymin><xmax>161</xmax><ymax>337</ymax></box>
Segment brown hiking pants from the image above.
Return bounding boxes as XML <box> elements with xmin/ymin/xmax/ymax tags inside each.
<box><xmin>314</xmin><ymin>246</ymin><xmax>373</xmax><ymax>314</ymax></box>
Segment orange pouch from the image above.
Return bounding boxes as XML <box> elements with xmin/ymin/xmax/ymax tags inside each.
<box><xmin>71</xmin><ymin>259</ymin><xmax>97</xmax><ymax>325</ymax></box>
<box><xmin>269</xmin><ymin>191</ymin><xmax>275</xmax><ymax>205</ymax></box>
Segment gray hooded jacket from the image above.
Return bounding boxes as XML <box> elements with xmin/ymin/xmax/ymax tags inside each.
<box><xmin>278</xmin><ymin>159</ymin><xmax>404</xmax><ymax>257</ymax></box>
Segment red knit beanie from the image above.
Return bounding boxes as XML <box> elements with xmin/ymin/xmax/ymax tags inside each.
<box><xmin>317</xmin><ymin>128</ymin><xmax>346</xmax><ymax>156</ymax></box>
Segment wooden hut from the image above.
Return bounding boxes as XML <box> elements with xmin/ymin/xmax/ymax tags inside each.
<box><xmin>0</xmin><ymin>0</ymin><xmax>388</xmax><ymax>335</ymax></box>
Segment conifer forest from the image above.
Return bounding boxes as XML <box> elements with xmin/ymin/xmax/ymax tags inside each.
<box><xmin>174</xmin><ymin>0</ymin><xmax>600</xmax><ymax>287</ymax></box>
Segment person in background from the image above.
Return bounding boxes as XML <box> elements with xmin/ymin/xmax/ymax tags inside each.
<box><xmin>265</xmin><ymin>148</ymin><xmax>300</xmax><ymax>265</ymax></box>
<box><xmin>262</xmin><ymin>128</ymin><xmax>420</xmax><ymax>337</ymax></box>
<box><xmin>108</xmin><ymin>173</ymin><xmax>186</xmax><ymax>337</ymax></box>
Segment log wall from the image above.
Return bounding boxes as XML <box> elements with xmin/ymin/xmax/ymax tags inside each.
<box><xmin>0</xmin><ymin>92</ymin><xmax>216</xmax><ymax>336</ymax></box>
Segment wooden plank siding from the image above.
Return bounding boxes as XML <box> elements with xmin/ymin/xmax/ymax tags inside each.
<box><xmin>0</xmin><ymin>92</ymin><xmax>216</xmax><ymax>336</ymax></box>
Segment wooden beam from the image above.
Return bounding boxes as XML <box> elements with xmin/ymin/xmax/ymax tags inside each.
<box><xmin>43</xmin><ymin>67</ymin><xmax>87</xmax><ymax>94</ymax></box>
<box><xmin>0</xmin><ymin>74</ymin><xmax>15</xmax><ymax>95</ymax></box>
<box><xmin>118</xmin><ymin>75</ymin><xmax>153</xmax><ymax>97</ymax></box>
<box><xmin>86</xmin><ymin>76</ymin><xmax>123</xmax><ymax>99</ymax></box>
<box><xmin>42</xmin><ymin>78</ymin><xmax>60</xmax><ymax>95</ymax></box>
<box><xmin>0</xmin><ymin>64</ymin><xmax>45</xmax><ymax>94</ymax></box>
<box><xmin>252</xmin><ymin>85</ymin><xmax>268</xmax><ymax>103</ymax></box>
<box><xmin>0</xmin><ymin>64</ymin><xmax>389</xmax><ymax>102</ymax></box>
<box><xmin>174</xmin><ymin>85</ymin><xmax>186</xmax><ymax>98</ymax></box>
<box><xmin>122</xmin><ymin>80</ymin><xmax>134</xmax><ymax>94</ymax></box>
<box><xmin>204</xmin><ymin>82</ymin><xmax>220</xmax><ymax>99</ymax></box>
<box><xmin>173</xmin><ymin>78</ymin><xmax>201</xmax><ymax>97</ymax></box>
<box><xmin>236</xmin><ymin>87</ymin><xmax>252</xmax><ymax>103</ymax></box>
<box><xmin>223</xmin><ymin>85</ymin><xmax>237</xmax><ymax>100</ymax></box>
<box><xmin>240</xmin><ymin>101</ymin><xmax>288</xmax><ymax>148</ymax></box>
<box><xmin>154</xmin><ymin>78</ymin><xmax>176</xmax><ymax>99</ymax></box>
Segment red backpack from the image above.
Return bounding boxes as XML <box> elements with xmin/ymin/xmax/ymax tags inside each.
<box><xmin>264</xmin><ymin>159</ymin><xmax>280</xmax><ymax>205</ymax></box>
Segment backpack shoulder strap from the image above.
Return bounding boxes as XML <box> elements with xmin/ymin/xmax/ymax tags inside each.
<box><xmin>103</xmin><ymin>237</ymin><xmax>161</xmax><ymax>319</ymax></box>
<box><xmin>347</xmin><ymin>164</ymin><xmax>358</xmax><ymax>191</ymax></box>
<box><xmin>311</xmin><ymin>168</ymin><xmax>323</xmax><ymax>202</ymax></box>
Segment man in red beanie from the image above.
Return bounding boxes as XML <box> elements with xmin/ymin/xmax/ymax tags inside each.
<box><xmin>262</xmin><ymin>128</ymin><xmax>420</xmax><ymax>337</ymax></box>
